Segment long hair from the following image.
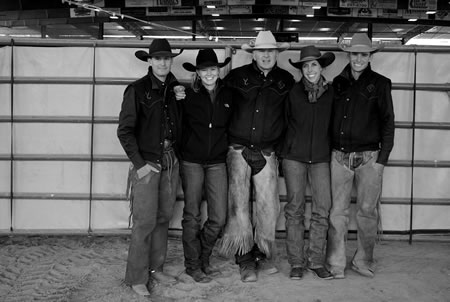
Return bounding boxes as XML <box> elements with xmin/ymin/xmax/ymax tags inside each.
<box><xmin>190</xmin><ymin>72</ymin><xmax>202</xmax><ymax>93</ymax></box>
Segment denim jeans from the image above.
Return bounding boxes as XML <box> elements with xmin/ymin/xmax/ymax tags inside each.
<box><xmin>124</xmin><ymin>153</ymin><xmax>179</xmax><ymax>286</ymax></box>
<box><xmin>326</xmin><ymin>150</ymin><xmax>384</xmax><ymax>273</ymax></box>
<box><xmin>221</xmin><ymin>146</ymin><xmax>280</xmax><ymax>259</ymax></box>
<box><xmin>180</xmin><ymin>161</ymin><xmax>228</xmax><ymax>272</ymax></box>
<box><xmin>282</xmin><ymin>159</ymin><xmax>331</xmax><ymax>269</ymax></box>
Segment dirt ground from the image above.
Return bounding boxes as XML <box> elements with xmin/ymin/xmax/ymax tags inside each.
<box><xmin>0</xmin><ymin>233</ymin><xmax>449</xmax><ymax>302</ymax></box>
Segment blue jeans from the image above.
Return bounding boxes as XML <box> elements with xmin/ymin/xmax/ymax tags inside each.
<box><xmin>180</xmin><ymin>161</ymin><xmax>228</xmax><ymax>272</ymax></box>
<box><xmin>282</xmin><ymin>159</ymin><xmax>331</xmax><ymax>269</ymax></box>
<box><xmin>221</xmin><ymin>146</ymin><xmax>280</xmax><ymax>259</ymax></box>
<box><xmin>124</xmin><ymin>153</ymin><xmax>179</xmax><ymax>286</ymax></box>
<box><xmin>326</xmin><ymin>150</ymin><xmax>384</xmax><ymax>274</ymax></box>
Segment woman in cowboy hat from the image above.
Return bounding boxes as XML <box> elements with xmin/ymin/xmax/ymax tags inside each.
<box><xmin>118</xmin><ymin>38</ymin><xmax>183</xmax><ymax>297</ymax></box>
<box><xmin>177</xmin><ymin>49</ymin><xmax>233</xmax><ymax>283</ymax></box>
<box><xmin>280</xmin><ymin>45</ymin><xmax>336</xmax><ymax>281</ymax></box>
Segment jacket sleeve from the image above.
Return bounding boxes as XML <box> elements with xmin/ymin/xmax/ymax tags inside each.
<box><xmin>117</xmin><ymin>85</ymin><xmax>146</xmax><ymax>169</ymax></box>
<box><xmin>377</xmin><ymin>79</ymin><xmax>395</xmax><ymax>165</ymax></box>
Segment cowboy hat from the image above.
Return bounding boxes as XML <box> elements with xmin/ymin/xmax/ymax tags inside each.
<box><xmin>289</xmin><ymin>45</ymin><xmax>335</xmax><ymax>69</ymax></box>
<box><xmin>182</xmin><ymin>49</ymin><xmax>231</xmax><ymax>72</ymax></box>
<box><xmin>135</xmin><ymin>38</ymin><xmax>183</xmax><ymax>62</ymax></box>
<box><xmin>241</xmin><ymin>31</ymin><xmax>290</xmax><ymax>53</ymax></box>
<box><xmin>339</xmin><ymin>33</ymin><xmax>383</xmax><ymax>53</ymax></box>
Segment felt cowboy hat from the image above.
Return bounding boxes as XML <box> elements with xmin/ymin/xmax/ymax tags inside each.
<box><xmin>182</xmin><ymin>49</ymin><xmax>231</xmax><ymax>72</ymax></box>
<box><xmin>289</xmin><ymin>45</ymin><xmax>335</xmax><ymax>69</ymax></box>
<box><xmin>339</xmin><ymin>33</ymin><xmax>383</xmax><ymax>53</ymax></box>
<box><xmin>135</xmin><ymin>38</ymin><xmax>183</xmax><ymax>62</ymax></box>
<box><xmin>241</xmin><ymin>30</ymin><xmax>290</xmax><ymax>53</ymax></box>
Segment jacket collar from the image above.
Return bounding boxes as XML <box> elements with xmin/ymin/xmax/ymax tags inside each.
<box><xmin>147</xmin><ymin>67</ymin><xmax>177</xmax><ymax>89</ymax></box>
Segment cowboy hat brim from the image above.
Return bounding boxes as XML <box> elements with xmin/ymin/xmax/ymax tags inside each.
<box><xmin>241</xmin><ymin>42</ymin><xmax>290</xmax><ymax>53</ymax></box>
<box><xmin>182</xmin><ymin>57</ymin><xmax>231</xmax><ymax>72</ymax></box>
<box><xmin>135</xmin><ymin>49</ymin><xmax>183</xmax><ymax>62</ymax></box>
<box><xmin>339</xmin><ymin>44</ymin><xmax>383</xmax><ymax>53</ymax></box>
<box><xmin>289</xmin><ymin>52</ymin><xmax>336</xmax><ymax>69</ymax></box>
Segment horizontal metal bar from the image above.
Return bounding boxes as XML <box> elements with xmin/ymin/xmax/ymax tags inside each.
<box><xmin>0</xmin><ymin>193</ymin><xmax>448</xmax><ymax>206</ymax></box>
<box><xmin>3</xmin><ymin>77</ymin><xmax>450</xmax><ymax>92</ymax></box>
<box><xmin>394</xmin><ymin>122</ymin><xmax>450</xmax><ymax>130</ymax></box>
<box><xmin>0</xmin><ymin>155</ymin><xmax>449</xmax><ymax>168</ymax></box>
<box><xmin>1</xmin><ymin>38</ymin><xmax>450</xmax><ymax>54</ymax></box>
<box><xmin>393</xmin><ymin>83</ymin><xmax>450</xmax><ymax>91</ymax></box>
<box><xmin>2</xmin><ymin>117</ymin><xmax>450</xmax><ymax>131</ymax></box>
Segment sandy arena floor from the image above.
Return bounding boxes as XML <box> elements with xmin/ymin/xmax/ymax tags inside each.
<box><xmin>0</xmin><ymin>234</ymin><xmax>449</xmax><ymax>302</ymax></box>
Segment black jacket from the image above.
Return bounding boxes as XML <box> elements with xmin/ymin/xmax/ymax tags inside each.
<box><xmin>180</xmin><ymin>79</ymin><xmax>233</xmax><ymax>164</ymax></box>
<box><xmin>332</xmin><ymin>63</ymin><xmax>395</xmax><ymax>165</ymax></box>
<box><xmin>280</xmin><ymin>79</ymin><xmax>334</xmax><ymax>163</ymax></box>
<box><xmin>117</xmin><ymin>68</ymin><xmax>182</xmax><ymax>169</ymax></box>
<box><xmin>224</xmin><ymin>61</ymin><xmax>294</xmax><ymax>150</ymax></box>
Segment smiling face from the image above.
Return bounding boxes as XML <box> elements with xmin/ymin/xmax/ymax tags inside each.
<box><xmin>197</xmin><ymin>66</ymin><xmax>219</xmax><ymax>90</ymax></box>
<box><xmin>348</xmin><ymin>52</ymin><xmax>372</xmax><ymax>79</ymax></box>
<box><xmin>149</xmin><ymin>56</ymin><xmax>173</xmax><ymax>82</ymax></box>
<box><xmin>301</xmin><ymin>59</ymin><xmax>322</xmax><ymax>84</ymax></box>
<box><xmin>253</xmin><ymin>49</ymin><xmax>279</xmax><ymax>75</ymax></box>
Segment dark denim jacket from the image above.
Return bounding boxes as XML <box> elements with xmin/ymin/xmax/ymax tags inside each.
<box><xmin>224</xmin><ymin>61</ymin><xmax>294</xmax><ymax>150</ymax></box>
<box><xmin>331</xmin><ymin>64</ymin><xmax>395</xmax><ymax>165</ymax></box>
<box><xmin>117</xmin><ymin>68</ymin><xmax>182</xmax><ymax>169</ymax></box>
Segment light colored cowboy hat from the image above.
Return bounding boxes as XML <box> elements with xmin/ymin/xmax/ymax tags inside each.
<box><xmin>241</xmin><ymin>30</ymin><xmax>290</xmax><ymax>53</ymax></box>
<box><xmin>339</xmin><ymin>33</ymin><xmax>383</xmax><ymax>53</ymax></box>
<box><xmin>183</xmin><ymin>49</ymin><xmax>231</xmax><ymax>72</ymax></box>
<box><xmin>289</xmin><ymin>45</ymin><xmax>335</xmax><ymax>69</ymax></box>
<box><xmin>135</xmin><ymin>38</ymin><xmax>183</xmax><ymax>62</ymax></box>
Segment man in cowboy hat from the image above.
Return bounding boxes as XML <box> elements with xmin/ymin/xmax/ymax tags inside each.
<box><xmin>117</xmin><ymin>38</ymin><xmax>183</xmax><ymax>296</ymax></box>
<box><xmin>218</xmin><ymin>30</ymin><xmax>294</xmax><ymax>282</ymax></box>
<box><xmin>326</xmin><ymin>33</ymin><xmax>395</xmax><ymax>279</ymax></box>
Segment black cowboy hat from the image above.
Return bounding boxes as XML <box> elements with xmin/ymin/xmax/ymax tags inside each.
<box><xmin>135</xmin><ymin>38</ymin><xmax>183</xmax><ymax>62</ymax></box>
<box><xmin>182</xmin><ymin>49</ymin><xmax>231</xmax><ymax>72</ymax></box>
<box><xmin>289</xmin><ymin>45</ymin><xmax>335</xmax><ymax>69</ymax></box>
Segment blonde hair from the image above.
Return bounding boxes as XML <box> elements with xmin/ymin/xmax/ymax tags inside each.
<box><xmin>190</xmin><ymin>72</ymin><xmax>203</xmax><ymax>93</ymax></box>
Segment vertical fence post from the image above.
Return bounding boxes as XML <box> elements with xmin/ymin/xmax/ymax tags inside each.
<box><xmin>88</xmin><ymin>43</ymin><xmax>97</xmax><ymax>235</ymax></box>
<box><xmin>409</xmin><ymin>48</ymin><xmax>418</xmax><ymax>244</ymax></box>
<box><xmin>9</xmin><ymin>39</ymin><xmax>15</xmax><ymax>233</ymax></box>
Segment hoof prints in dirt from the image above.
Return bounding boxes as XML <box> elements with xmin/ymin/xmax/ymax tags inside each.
<box><xmin>0</xmin><ymin>237</ymin><xmax>123</xmax><ymax>302</ymax></box>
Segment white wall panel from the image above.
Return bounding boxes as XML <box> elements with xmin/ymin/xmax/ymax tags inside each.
<box><xmin>414</xmin><ymin>129</ymin><xmax>450</xmax><ymax>161</ymax></box>
<box><xmin>95</xmin><ymin>47</ymin><xmax>148</xmax><ymax>78</ymax></box>
<box><xmin>0</xmin><ymin>161</ymin><xmax>11</xmax><ymax>193</ymax></box>
<box><xmin>413</xmin><ymin>205</ymin><xmax>450</xmax><ymax>229</ymax></box>
<box><xmin>0</xmin><ymin>84</ymin><xmax>11</xmax><ymax>115</ymax></box>
<box><xmin>413</xmin><ymin>168</ymin><xmax>450</xmax><ymax>199</ymax></box>
<box><xmin>372</xmin><ymin>52</ymin><xmax>415</xmax><ymax>83</ymax></box>
<box><xmin>0</xmin><ymin>199</ymin><xmax>11</xmax><ymax>230</ymax></box>
<box><xmin>392</xmin><ymin>90</ymin><xmax>413</xmax><ymax>122</ymax></box>
<box><xmin>92</xmin><ymin>162</ymin><xmax>129</xmax><ymax>195</ymax></box>
<box><xmin>416</xmin><ymin>53</ymin><xmax>450</xmax><ymax>84</ymax></box>
<box><xmin>14</xmin><ymin>47</ymin><xmax>93</xmax><ymax>77</ymax></box>
<box><xmin>13</xmin><ymin>123</ymin><xmax>90</xmax><ymax>155</ymax></box>
<box><xmin>91</xmin><ymin>200</ymin><xmax>129</xmax><ymax>229</ymax></box>
<box><xmin>14</xmin><ymin>161</ymin><xmax>90</xmax><ymax>193</ymax></box>
<box><xmin>0</xmin><ymin>124</ymin><xmax>11</xmax><ymax>155</ymax></box>
<box><xmin>13</xmin><ymin>199</ymin><xmax>89</xmax><ymax>230</ymax></box>
<box><xmin>14</xmin><ymin>84</ymin><xmax>92</xmax><ymax>116</ymax></box>
<box><xmin>381</xmin><ymin>167</ymin><xmax>412</xmax><ymax>199</ymax></box>
<box><xmin>94</xmin><ymin>85</ymin><xmax>126</xmax><ymax>117</ymax></box>
<box><xmin>0</xmin><ymin>46</ymin><xmax>11</xmax><ymax>77</ymax></box>
<box><xmin>390</xmin><ymin>128</ymin><xmax>412</xmax><ymax>161</ymax></box>
<box><xmin>415</xmin><ymin>91</ymin><xmax>450</xmax><ymax>123</ymax></box>
<box><xmin>93</xmin><ymin>124</ymin><xmax>124</xmax><ymax>155</ymax></box>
